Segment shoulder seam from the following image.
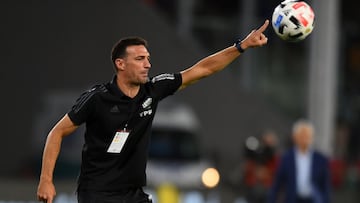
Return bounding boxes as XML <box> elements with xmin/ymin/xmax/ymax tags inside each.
<box><xmin>73</xmin><ymin>84</ymin><xmax>107</xmax><ymax>113</ymax></box>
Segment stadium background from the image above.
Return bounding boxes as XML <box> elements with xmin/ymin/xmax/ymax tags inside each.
<box><xmin>1</xmin><ymin>0</ymin><xmax>359</xmax><ymax>202</ymax></box>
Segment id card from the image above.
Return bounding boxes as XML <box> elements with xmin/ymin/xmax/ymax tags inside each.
<box><xmin>107</xmin><ymin>130</ymin><xmax>130</xmax><ymax>153</ymax></box>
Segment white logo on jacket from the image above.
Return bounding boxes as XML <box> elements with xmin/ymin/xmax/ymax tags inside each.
<box><xmin>140</xmin><ymin>109</ymin><xmax>152</xmax><ymax>117</ymax></box>
<box><xmin>140</xmin><ymin>97</ymin><xmax>153</xmax><ymax>117</ymax></box>
<box><xmin>142</xmin><ymin>98</ymin><xmax>152</xmax><ymax>109</ymax></box>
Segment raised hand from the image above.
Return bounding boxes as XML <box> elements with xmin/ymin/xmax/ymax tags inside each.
<box><xmin>241</xmin><ymin>20</ymin><xmax>269</xmax><ymax>49</ymax></box>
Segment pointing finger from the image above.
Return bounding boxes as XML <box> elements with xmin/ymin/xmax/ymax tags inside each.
<box><xmin>256</xmin><ymin>19</ymin><xmax>269</xmax><ymax>33</ymax></box>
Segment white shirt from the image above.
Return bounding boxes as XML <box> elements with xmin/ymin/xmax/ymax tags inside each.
<box><xmin>295</xmin><ymin>148</ymin><xmax>313</xmax><ymax>198</ymax></box>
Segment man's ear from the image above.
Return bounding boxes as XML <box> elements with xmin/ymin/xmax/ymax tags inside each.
<box><xmin>115</xmin><ymin>58</ymin><xmax>125</xmax><ymax>71</ymax></box>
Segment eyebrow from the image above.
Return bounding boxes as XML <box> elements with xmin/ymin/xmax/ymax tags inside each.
<box><xmin>134</xmin><ymin>55</ymin><xmax>150</xmax><ymax>59</ymax></box>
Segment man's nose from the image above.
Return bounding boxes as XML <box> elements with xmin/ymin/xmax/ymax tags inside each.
<box><xmin>145</xmin><ymin>59</ymin><xmax>151</xmax><ymax>69</ymax></box>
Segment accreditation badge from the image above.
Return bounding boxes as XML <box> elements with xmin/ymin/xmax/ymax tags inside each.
<box><xmin>107</xmin><ymin>130</ymin><xmax>130</xmax><ymax>153</ymax></box>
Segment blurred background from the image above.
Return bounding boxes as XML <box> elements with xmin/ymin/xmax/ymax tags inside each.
<box><xmin>1</xmin><ymin>0</ymin><xmax>359</xmax><ymax>202</ymax></box>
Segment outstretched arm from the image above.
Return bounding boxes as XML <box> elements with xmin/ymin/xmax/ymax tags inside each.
<box><xmin>179</xmin><ymin>20</ymin><xmax>269</xmax><ymax>90</ymax></box>
<box><xmin>37</xmin><ymin>114</ymin><xmax>78</xmax><ymax>203</ymax></box>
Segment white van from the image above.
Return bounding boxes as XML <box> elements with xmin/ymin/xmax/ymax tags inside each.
<box><xmin>146</xmin><ymin>99</ymin><xmax>220</xmax><ymax>190</ymax></box>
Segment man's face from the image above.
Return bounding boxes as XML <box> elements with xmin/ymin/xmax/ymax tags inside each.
<box><xmin>293</xmin><ymin>125</ymin><xmax>313</xmax><ymax>150</ymax></box>
<box><xmin>117</xmin><ymin>45</ymin><xmax>151</xmax><ymax>84</ymax></box>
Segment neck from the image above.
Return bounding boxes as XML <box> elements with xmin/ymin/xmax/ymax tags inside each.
<box><xmin>116</xmin><ymin>75</ymin><xmax>140</xmax><ymax>98</ymax></box>
<box><xmin>297</xmin><ymin>145</ymin><xmax>310</xmax><ymax>154</ymax></box>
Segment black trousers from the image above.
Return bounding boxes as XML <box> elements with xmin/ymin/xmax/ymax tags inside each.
<box><xmin>77</xmin><ymin>188</ymin><xmax>152</xmax><ymax>203</ymax></box>
<box><xmin>296</xmin><ymin>196</ymin><xmax>314</xmax><ymax>203</ymax></box>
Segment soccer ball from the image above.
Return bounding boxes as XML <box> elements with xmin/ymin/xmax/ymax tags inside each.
<box><xmin>272</xmin><ymin>0</ymin><xmax>315</xmax><ymax>42</ymax></box>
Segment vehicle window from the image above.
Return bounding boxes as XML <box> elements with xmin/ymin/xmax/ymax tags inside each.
<box><xmin>149</xmin><ymin>129</ymin><xmax>200</xmax><ymax>161</ymax></box>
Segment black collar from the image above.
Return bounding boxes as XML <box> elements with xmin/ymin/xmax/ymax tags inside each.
<box><xmin>109</xmin><ymin>75</ymin><xmax>143</xmax><ymax>99</ymax></box>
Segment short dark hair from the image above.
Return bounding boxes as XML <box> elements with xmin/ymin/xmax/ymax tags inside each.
<box><xmin>111</xmin><ymin>36</ymin><xmax>148</xmax><ymax>64</ymax></box>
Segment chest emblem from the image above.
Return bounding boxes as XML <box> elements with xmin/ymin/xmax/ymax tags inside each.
<box><xmin>140</xmin><ymin>97</ymin><xmax>153</xmax><ymax>117</ymax></box>
<box><xmin>142</xmin><ymin>98</ymin><xmax>152</xmax><ymax>109</ymax></box>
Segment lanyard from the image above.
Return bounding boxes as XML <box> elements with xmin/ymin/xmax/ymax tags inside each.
<box><xmin>122</xmin><ymin>98</ymin><xmax>139</xmax><ymax>131</ymax></box>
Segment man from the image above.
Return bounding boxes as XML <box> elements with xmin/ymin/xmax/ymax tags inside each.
<box><xmin>267</xmin><ymin>120</ymin><xmax>331</xmax><ymax>203</ymax></box>
<box><xmin>37</xmin><ymin>20</ymin><xmax>269</xmax><ymax>203</ymax></box>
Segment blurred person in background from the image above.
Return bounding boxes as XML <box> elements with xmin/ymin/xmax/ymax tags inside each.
<box><xmin>267</xmin><ymin>119</ymin><xmax>331</xmax><ymax>203</ymax></box>
<box><xmin>36</xmin><ymin>21</ymin><xmax>269</xmax><ymax>203</ymax></box>
<box><xmin>258</xmin><ymin>130</ymin><xmax>280</xmax><ymax>186</ymax></box>
<box><xmin>243</xmin><ymin>130</ymin><xmax>280</xmax><ymax>203</ymax></box>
